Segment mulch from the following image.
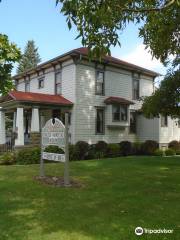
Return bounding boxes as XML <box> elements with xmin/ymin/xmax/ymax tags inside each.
<box><xmin>34</xmin><ymin>176</ymin><xmax>84</xmax><ymax>188</ymax></box>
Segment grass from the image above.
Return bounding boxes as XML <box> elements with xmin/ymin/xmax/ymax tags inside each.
<box><xmin>0</xmin><ymin>156</ymin><xmax>180</xmax><ymax>240</ymax></box>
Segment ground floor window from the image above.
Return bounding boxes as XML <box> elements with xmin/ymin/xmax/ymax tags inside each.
<box><xmin>96</xmin><ymin>108</ymin><xmax>105</xmax><ymax>134</ymax></box>
<box><xmin>112</xmin><ymin>104</ymin><xmax>128</xmax><ymax>122</ymax></box>
<box><xmin>130</xmin><ymin>112</ymin><xmax>136</xmax><ymax>133</ymax></box>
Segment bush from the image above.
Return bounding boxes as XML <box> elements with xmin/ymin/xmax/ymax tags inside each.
<box><xmin>16</xmin><ymin>147</ymin><xmax>41</xmax><ymax>164</ymax></box>
<box><xmin>107</xmin><ymin>144</ymin><xmax>120</xmax><ymax>157</ymax></box>
<box><xmin>119</xmin><ymin>141</ymin><xmax>132</xmax><ymax>156</ymax></box>
<box><xmin>44</xmin><ymin>145</ymin><xmax>64</xmax><ymax>154</ymax></box>
<box><xmin>168</xmin><ymin>141</ymin><xmax>180</xmax><ymax>152</ymax></box>
<box><xmin>154</xmin><ymin>149</ymin><xmax>164</xmax><ymax>156</ymax></box>
<box><xmin>165</xmin><ymin>148</ymin><xmax>176</xmax><ymax>156</ymax></box>
<box><xmin>141</xmin><ymin>140</ymin><xmax>159</xmax><ymax>155</ymax></box>
<box><xmin>94</xmin><ymin>141</ymin><xmax>108</xmax><ymax>158</ymax></box>
<box><xmin>75</xmin><ymin>141</ymin><xmax>89</xmax><ymax>160</ymax></box>
<box><xmin>175</xmin><ymin>149</ymin><xmax>180</xmax><ymax>155</ymax></box>
<box><xmin>0</xmin><ymin>152</ymin><xmax>16</xmax><ymax>165</ymax></box>
<box><xmin>69</xmin><ymin>144</ymin><xmax>79</xmax><ymax>161</ymax></box>
<box><xmin>132</xmin><ymin>141</ymin><xmax>142</xmax><ymax>155</ymax></box>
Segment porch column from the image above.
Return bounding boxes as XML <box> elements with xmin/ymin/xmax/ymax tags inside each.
<box><xmin>0</xmin><ymin>110</ymin><xmax>6</xmax><ymax>145</ymax></box>
<box><xmin>13</xmin><ymin>112</ymin><xmax>16</xmax><ymax>132</ymax></box>
<box><xmin>15</xmin><ymin>107</ymin><xmax>24</xmax><ymax>146</ymax></box>
<box><xmin>31</xmin><ymin>108</ymin><xmax>40</xmax><ymax>132</ymax></box>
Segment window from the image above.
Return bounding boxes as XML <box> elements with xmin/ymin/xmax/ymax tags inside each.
<box><xmin>25</xmin><ymin>80</ymin><xmax>30</xmax><ymax>92</ymax></box>
<box><xmin>96</xmin><ymin>108</ymin><xmax>105</xmax><ymax>134</ymax></box>
<box><xmin>178</xmin><ymin>119</ymin><xmax>180</xmax><ymax>128</ymax></box>
<box><xmin>133</xmin><ymin>78</ymin><xmax>140</xmax><ymax>100</ymax></box>
<box><xmin>96</xmin><ymin>71</ymin><xmax>104</xmax><ymax>95</ymax></box>
<box><xmin>55</xmin><ymin>71</ymin><xmax>62</xmax><ymax>95</ymax></box>
<box><xmin>112</xmin><ymin>105</ymin><xmax>128</xmax><ymax>122</ymax></box>
<box><xmin>130</xmin><ymin>112</ymin><xmax>136</xmax><ymax>133</ymax></box>
<box><xmin>38</xmin><ymin>77</ymin><xmax>44</xmax><ymax>89</ymax></box>
<box><xmin>161</xmin><ymin>115</ymin><xmax>168</xmax><ymax>127</ymax></box>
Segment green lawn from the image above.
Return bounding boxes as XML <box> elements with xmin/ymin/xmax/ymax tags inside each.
<box><xmin>0</xmin><ymin>156</ymin><xmax>180</xmax><ymax>240</ymax></box>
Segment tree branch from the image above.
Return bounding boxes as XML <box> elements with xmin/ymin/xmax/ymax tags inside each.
<box><xmin>118</xmin><ymin>0</ymin><xmax>176</xmax><ymax>13</ymax></box>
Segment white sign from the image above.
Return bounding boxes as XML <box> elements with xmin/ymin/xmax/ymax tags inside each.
<box><xmin>42</xmin><ymin>152</ymin><xmax>65</xmax><ymax>162</ymax></box>
<box><xmin>42</xmin><ymin>118</ymin><xmax>65</xmax><ymax>148</ymax></box>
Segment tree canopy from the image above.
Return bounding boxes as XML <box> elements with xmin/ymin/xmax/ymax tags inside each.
<box><xmin>0</xmin><ymin>34</ymin><xmax>21</xmax><ymax>95</ymax></box>
<box><xmin>56</xmin><ymin>0</ymin><xmax>179</xmax><ymax>61</ymax></box>
<box><xmin>57</xmin><ymin>0</ymin><xmax>180</xmax><ymax>117</ymax></box>
<box><xmin>17</xmin><ymin>40</ymin><xmax>41</xmax><ymax>74</ymax></box>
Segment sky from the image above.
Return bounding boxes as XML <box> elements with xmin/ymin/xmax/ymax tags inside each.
<box><xmin>0</xmin><ymin>0</ymin><xmax>166</xmax><ymax>80</ymax></box>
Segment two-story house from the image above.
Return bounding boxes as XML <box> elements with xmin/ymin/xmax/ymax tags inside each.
<box><xmin>0</xmin><ymin>47</ymin><xmax>179</xmax><ymax>149</ymax></box>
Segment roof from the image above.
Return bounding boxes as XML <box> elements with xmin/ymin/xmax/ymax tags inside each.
<box><xmin>104</xmin><ymin>96</ymin><xmax>134</xmax><ymax>105</ymax></box>
<box><xmin>13</xmin><ymin>47</ymin><xmax>159</xmax><ymax>80</ymax></box>
<box><xmin>0</xmin><ymin>91</ymin><xmax>73</xmax><ymax>106</ymax></box>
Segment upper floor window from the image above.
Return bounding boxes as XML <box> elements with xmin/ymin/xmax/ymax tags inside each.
<box><xmin>38</xmin><ymin>77</ymin><xmax>44</xmax><ymax>89</ymax></box>
<box><xmin>96</xmin><ymin>71</ymin><xmax>104</xmax><ymax>95</ymax></box>
<box><xmin>55</xmin><ymin>71</ymin><xmax>62</xmax><ymax>95</ymax></box>
<box><xmin>130</xmin><ymin>112</ymin><xmax>136</xmax><ymax>133</ymax></box>
<box><xmin>161</xmin><ymin>115</ymin><xmax>168</xmax><ymax>127</ymax></box>
<box><xmin>96</xmin><ymin>108</ymin><xmax>105</xmax><ymax>134</ymax></box>
<box><xmin>25</xmin><ymin>80</ymin><xmax>30</xmax><ymax>92</ymax></box>
<box><xmin>132</xmin><ymin>78</ymin><xmax>140</xmax><ymax>100</ymax></box>
<box><xmin>112</xmin><ymin>105</ymin><xmax>128</xmax><ymax>122</ymax></box>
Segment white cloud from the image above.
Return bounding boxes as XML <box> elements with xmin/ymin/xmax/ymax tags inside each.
<box><xmin>121</xmin><ymin>44</ymin><xmax>165</xmax><ymax>73</ymax></box>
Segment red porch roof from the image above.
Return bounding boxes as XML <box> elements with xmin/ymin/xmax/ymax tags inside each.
<box><xmin>0</xmin><ymin>91</ymin><xmax>73</xmax><ymax>106</ymax></box>
<box><xmin>104</xmin><ymin>96</ymin><xmax>134</xmax><ymax>105</ymax></box>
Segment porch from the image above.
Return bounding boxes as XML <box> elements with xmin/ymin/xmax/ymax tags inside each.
<box><xmin>0</xmin><ymin>91</ymin><xmax>73</xmax><ymax>150</ymax></box>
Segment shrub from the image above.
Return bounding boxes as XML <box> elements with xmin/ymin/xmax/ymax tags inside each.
<box><xmin>86</xmin><ymin>144</ymin><xmax>96</xmax><ymax>160</ymax></box>
<box><xmin>141</xmin><ymin>140</ymin><xmax>159</xmax><ymax>155</ymax></box>
<box><xmin>107</xmin><ymin>144</ymin><xmax>120</xmax><ymax>157</ymax></box>
<box><xmin>0</xmin><ymin>152</ymin><xmax>16</xmax><ymax>165</ymax></box>
<box><xmin>154</xmin><ymin>149</ymin><xmax>164</xmax><ymax>156</ymax></box>
<box><xmin>16</xmin><ymin>147</ymin><xmax>41</xmax><ymax>164</ymax></box>
<box><xmin>168</xmin><ymin>141</ymin><xmax>180</xmax><ymax>152</ymax></box>
<box><xmin>75</xmin><ymin>141</ymin><xmax>89</xmax><ymax>160</ymax></box>
<box><xmin>94</xmin><ymin>141</ymin><xmax>108</xmax><ymax>158</ymax></box>
<box><xmin>175</xmin><ymin>149</ymin><xmax>180</xmax><ymax>155</ymax></box>
<box><xmin>165</xmin><ymin>148</ymin><xmax>176</xmax><ymax>156</ymax></box>
<box><xmin>119</xmin><ymin>141</ymin><xmax>132</xmax><ymax>156</ymax></box>
<box><xmin>95</xmin><ymin>141</ymin><xmax>108</xmax><ymax>153</ymax></box>
<box><xmin>69</xmin><ymin>144</ymin><xmax>79</xmax><ymax>161</ymax></box>
<box><xmin>132</xmin><ymin>141</ymin><xmax>142</xmax><ymax>155</ymax></box>
<box><xmin>44</xmin><ymin>145</ymin><xmax>64</xmax><ymax>154</ymax></box>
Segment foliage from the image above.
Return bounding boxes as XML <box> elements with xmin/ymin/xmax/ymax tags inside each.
<box><xmin>94</xmin><ymin>141</ymin><xmax>108</xmax><ymax>158</ymax></box>
<box><xmin>0</xmin><ymin>152</ymin><xmax>16</xmax><ymax>165</ymax></box>
<box><xmin>69</xmin><ymin>144</ymin><xmax>79</xmax><ymax>161</ymax></box>
<box><xmin>107</xmin><ymin>143</ymin><xmax>120</xmax><ymax>157</ymax></box>
<box><xmin>141</xmin><ymin>140</ymin><xmax>159</xmax><ymax>155</ymax></box>
<box><xmin>168</xmin><ymin>140</ymin><xmax>180</xmax><ymax>152</ymax></box>
<box><xmin>154</xmin><ymin>149</ymin><xmax>164</xmax><ymax>156</ymax></box>
<box><xmin>44</xmin><ymin>145</ymin><xmax>64</xmax><ymax>154</ymax></box>
<box><xmin>75</xmin><ymin>141</ymin><xmax>89</xmax><ymax>160</ymax></box>
<box><xmin>17</xmin><ymin>40</ymin><xmax>41</xmax><ymax>74</ymax></box>
<box><xmin>142</xmin><ymin>60</ymin><xmax>180</xmax><ymax>118</ymax></box>
<box><xmin>56</xmin><ymin>0</ymin><xmax>179</xmax><ymax>61</ymax></box>
<box><xmin>165</xmin><ymin>148</ymin><xmax>176</xmax><ymax>156</ymax></box>
<box><xmin>16</xmin><ymin>147</ymin><xmax>41</xmax><ymax>165</ymax></box>
<box><xmin>119</xmin><ymin>141</ymin><xmax>132</xmax><ymax>156</ymax></box>
<box><xmin>0</xmin><ymin>34</ymin><xmax>21</xmax><ymax>95</ymax></box>
<box><xmin>132</xmin><ymin>141</ymin><xmax>142</xmax><ymax>155</ymax></box>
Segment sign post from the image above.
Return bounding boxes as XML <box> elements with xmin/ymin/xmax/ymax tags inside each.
<box><xmin>64</xmin><ymin>112</ymin><xmax>70</xmax><ymax>186</ymax></box>
<box><xmin>40</xmin><ymin>116</ymin><xmax>70</xmax><ymax>186</ymax></box>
